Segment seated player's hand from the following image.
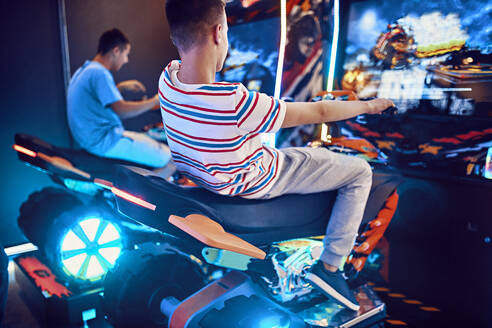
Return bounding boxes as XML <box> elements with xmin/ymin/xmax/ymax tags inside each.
<box><xmin>117</xmin><ymin>79</ymin><xmax>147</xmax><ymax>92</ymax></box>
<box><xmin>365</xmin><ymin>98</ymin><xmax>394</xmax><ymax>115</ymax></box>
<box><xmin>151</xmin><ymin>94</ymin><xmax>160</xmax><ymax>110</ymax></box>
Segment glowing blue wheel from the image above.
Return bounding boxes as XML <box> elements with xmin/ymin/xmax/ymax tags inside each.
<box><xmin>60</xmin><ymin>217</ymin><xmax>123</xmax><ymax>282</ymax></box>
<box><xmin>17</xmin><ymin>188</ymin><xmax>126</xmax><ymax>286</ymax></box>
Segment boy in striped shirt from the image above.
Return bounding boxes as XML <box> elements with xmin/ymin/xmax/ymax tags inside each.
<box><xmin>162</xmin><ymin>0</ymin><xmax>394</xmax><ymax>311</ymax></box>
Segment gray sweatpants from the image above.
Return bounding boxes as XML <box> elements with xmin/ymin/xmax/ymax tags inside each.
<box><xmin>260</xmin><ymin>147</ymin><xmax>372</xmax><ymax>267</ymax></box>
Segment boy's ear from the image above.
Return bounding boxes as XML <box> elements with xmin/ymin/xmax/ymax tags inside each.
<box><xmin>111</xmin><ymin>46</ymin><xmax>120</xmax><ymax>57</ymax></box>
<box><xmin>170</xmin><ymin>34</ymin><xmax>176</xmax><ymax>46</ymax></box>
<box><xmin>213</xmin><ymin>24</ymin><xmax>222</xmax><ymax>45</ymax></box>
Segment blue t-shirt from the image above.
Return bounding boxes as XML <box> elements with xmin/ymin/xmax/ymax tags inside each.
<box><xmin>67</xmin><ymin>60</ymin><xmax>123</xmax><ymax>155</ymax></box>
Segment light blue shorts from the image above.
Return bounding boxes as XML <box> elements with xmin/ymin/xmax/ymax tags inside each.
<box><xmin>104</xmin><ymin>130</ymin><xmax>171</xmax><ymax>168</ymax></box>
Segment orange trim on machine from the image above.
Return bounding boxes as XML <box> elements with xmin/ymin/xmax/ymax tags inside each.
<box><xmin>111</xmin><ymin>187</ymin><xmax>157</xmax><ymax>211</ymax></box>
<box><xmin>13</xmin><ymin>144</ymin><xmax>91</xmax><ymax>179</ymax></box>
<box><xmin>94</xmin><ymin>178</ymin><xmax>114</xmax><ymax>190</ymax></box>
<box><xmin>17</xmin><ymin>256</ymin><xmax>72</xmax><ymax>298</ymax></box>
<box><xmin>315</xmin><ymin>90</ymin><xmax>358</xmax><ymax>101</ymax></box>
<box><xmin>346</xmin><ymin>191</ymin><xmax>399</xmax><ymax>274</ymax></box>
<box><xmin>37</xmin><ymin>152</ymin><xmax>91</xmax><ymax>179</ymax></box>
<box><xmin>13</xmin><ymin>144</ymin><xmax>37</xmax><ymax>157</ymax></box>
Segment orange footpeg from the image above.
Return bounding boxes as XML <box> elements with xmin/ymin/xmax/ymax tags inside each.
<box><xmin>169</xmin><ymin>214</ymin><xmax>266</xmax><ymax>260</ymax></box>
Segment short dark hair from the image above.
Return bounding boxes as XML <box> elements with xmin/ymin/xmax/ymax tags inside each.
<box><xmin>97</xmin><ymin>28</ymin><xmax>130</xmax><ymax>55</ymax></box>
<box><xmin>165</xmin><ymin>0</ymin><xmax>226</xmax><ymax>52</ymax></box>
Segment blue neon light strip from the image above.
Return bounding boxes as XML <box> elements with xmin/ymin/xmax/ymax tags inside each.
<box><xmin>263</xmin><ymin>0</ymin><xmax>287</xmax><ymax>148</ymax></box>
<box><xmin>274</xmin><ymin>0</ymin><xmax>287</xmax><ymax>99</ymax></box>
<box><xmin>327</xmin><ymin>0</ymin><xmax>340</xmax><ymax>91</ymax></box>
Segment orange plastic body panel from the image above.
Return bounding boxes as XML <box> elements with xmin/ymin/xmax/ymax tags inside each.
<box><xmin>37</xmin><ymin>152</ymin><xmax>91</xmax><ymax>179</ymax></box>
<box><xmin>169</xmin><ymin>214</ymin><xmax>266</xmax><ymax>260</ymax></box>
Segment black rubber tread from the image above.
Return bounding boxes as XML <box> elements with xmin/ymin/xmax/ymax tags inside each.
<box><xmin>104</xmin><ymin>247</ymin><xmax>205</xmax><ymax>328</ymax></box>
<box><xmin>17</xmin><ymin>187</ymin><xmax>82</xmax><ymax>248</ymax></box>
<box><xmin>18</xmin><ymin>188</ymin><xmax>124</xmax><ymax>287</ymax></box>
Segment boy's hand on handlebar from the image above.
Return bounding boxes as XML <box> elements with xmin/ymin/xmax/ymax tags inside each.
<box><xmin>117</xmin><ymin>79</ymin><xmax>147</xmax><ymax>92</ymax></box>
<box><xmin>365</xmin><ymin>98</ymin><xmax>394</xmax><ymax>115</ymax></box>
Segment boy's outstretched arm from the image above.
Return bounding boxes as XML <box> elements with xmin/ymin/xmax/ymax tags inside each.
<box><xmin>281</xmin><ymin>98</ymin><xmax>394</xmax><ymax>128</ymax></box>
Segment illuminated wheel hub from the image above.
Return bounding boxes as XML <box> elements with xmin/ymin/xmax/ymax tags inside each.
<box><xmin>60</xmin><ymin>217</ymin><xmax>122</xmax><ymax>282</ymax></box>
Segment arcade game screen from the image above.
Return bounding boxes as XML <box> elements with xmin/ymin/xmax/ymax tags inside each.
<box><xmin>218</xmin><ymin>16</ymin><xmax>280</xmax><ymax>96</ymax></box>
<box><xmin>218</xmin><ymin>0</ymin><xmax>331</xmax><ymax>101</ymax></box>
<box><xmin>339</xmin><ymin>0</ymin><xmax>492</xmax><ymax>181</ymax></box>
<box><xmin>217</xmin><ymin>0</ymin><xmax>281</xmax><ymax>96</ymax></box>
<box><xmin>342</xmin><ymin>0</ymin><xmax>492</xmax><ymax>117</ymax></box>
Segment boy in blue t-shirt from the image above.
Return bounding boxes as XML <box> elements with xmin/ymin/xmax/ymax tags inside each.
<box><xmin>67</xmin><ymin>28</ymin><xmax>171</xmax><ymax>168</ymax></box>
<box><xmin>163</xmin><ymin>0</ymin><xmax>394</xmax><ymax>311</ymax></box>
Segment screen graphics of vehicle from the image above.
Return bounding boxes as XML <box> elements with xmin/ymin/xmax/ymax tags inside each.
<box><xmin>342</xmin><ymin>0</ymin><xmax>492</xmax><ymax>117</ymax></box>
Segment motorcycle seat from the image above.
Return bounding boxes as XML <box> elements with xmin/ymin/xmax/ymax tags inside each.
<box><xmin>114</xmin><ymin>164</ymin><xmax>338</xmax><ymax>245</ymax></box>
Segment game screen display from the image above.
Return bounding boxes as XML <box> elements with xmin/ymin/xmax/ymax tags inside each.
<box><xmin>342</xmin><ymin>0</ymin><xmax>492</xmax><ymax>117</ymax></box>
<box><xmin>217</xmin><ymin>16</ymin><xmax>280</xmax><ymax>96</ymax></box>
<box><xmin>281</xmin><ymin>0</ymin><xmax>331</xmax><ymax>101</ymax></box>
<box><xmin>218</xmin><ymin>0</ymin><xmax>331</xmax><ymax>101</ymax></box>
<box><xmin>216</xmin><ymin>0</ymin><xmax>280</xmax><ymax>96</ymax></box>
<box><xmin>337</xmin><ymin>0</ymin><xmax>492</xmax><ymax>181</ymax></box>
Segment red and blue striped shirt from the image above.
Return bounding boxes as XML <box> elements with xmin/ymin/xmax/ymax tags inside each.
<box><xmin>158</xmin><ymin>60</ymin><xmax>286</xmax><ymax>198</ymax></box>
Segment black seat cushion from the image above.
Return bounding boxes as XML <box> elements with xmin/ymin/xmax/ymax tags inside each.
<box><xmin>114</xmin><ymin>165</ymin><xmax>401</xmax><ymax>245</ymax></box>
